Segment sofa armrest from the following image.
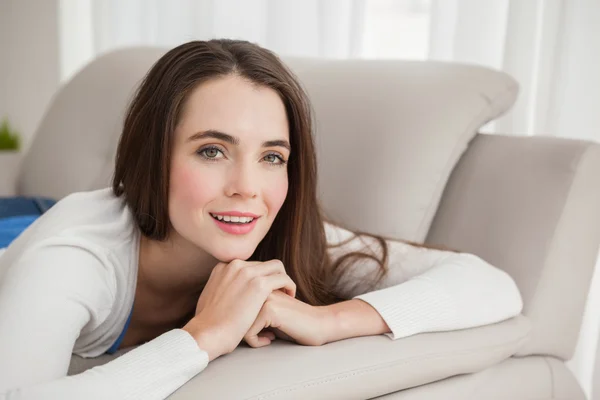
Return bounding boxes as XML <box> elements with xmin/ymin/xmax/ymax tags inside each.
<box><xmin>68</xmin><ymin>315</ymin><xmax>529</xmax><ymax>399</ymax></box>
<box><xmin>426</xmin><ymin>133</ymin><xmax>600</xmax><ymax>360</ymax></box>
<box><xmin>0</xmin><ymin>152</ymin><xmax>21</xmax><ymax>197</ymax></box>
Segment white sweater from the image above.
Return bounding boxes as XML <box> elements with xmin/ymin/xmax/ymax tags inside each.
<box><xmin>0</xmin><ymin>188</ymin><xmax>523</xmax><ymax>399</ymax></box>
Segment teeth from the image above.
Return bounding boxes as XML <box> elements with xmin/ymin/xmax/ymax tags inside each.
<box><xmin>211</xmin><ymin>213</ymin><xmax>254</xmax><ymax>223</ymax></box>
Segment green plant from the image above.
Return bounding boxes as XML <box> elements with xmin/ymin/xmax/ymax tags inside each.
<box><xmin>0</xmin><ymin>118</ymin><xmax>21</xmax><ymax>151</ymax></box>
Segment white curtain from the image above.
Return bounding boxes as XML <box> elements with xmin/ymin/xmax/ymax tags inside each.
<box><xmin>58</xmin><ymin>0</ymin><xmax>432</xmax><ymax>82</ymax></box>
<box><xmin>58</xmin><ymin>0</ymin><xmax>600</xmax><ymax>397</ymax></box>
<box><xmin>59</xmin><ymin>0</ymin><xmax>359</xmax><ymax>82</ymax></box>
<box><xmin>430</xmin><ymin>0</ymin><xmax>600</xmax><ymax>143</ymax></box>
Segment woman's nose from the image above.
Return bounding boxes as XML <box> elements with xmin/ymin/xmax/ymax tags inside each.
<box><xmin>224</xmin><ymin>165</ymin><xmax>258</xmax><ymax>199</ymax></box>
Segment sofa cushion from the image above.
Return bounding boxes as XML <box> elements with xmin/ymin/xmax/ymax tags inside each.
<box><xmin>377</xmin><ymin>355</ymin><xmax>585</xmax><ymax>400</ymax></box>
<box><xmin>69</xmin><ymin>315</ymin><xmax>530</xmax><ymax>399</ymax></box>
<box><xmin>285</xmin><ymin>58</ymin><xmax>518</xmax><ymax>242</ymax></box>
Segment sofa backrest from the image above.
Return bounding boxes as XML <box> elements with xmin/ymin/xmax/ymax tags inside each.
<box><xmin>284</xmin><ymin>57</ymin><xmax>518</xmax><ymax>242</ymax></box>
<box><xmin>18</xmin><ymin>46</ymin><xmax>518</xmax><ymax>243</ymax></box>
<box><xmin>17</xmin><ymin>48</ymin><xmax>165</xmax><ymax>204</ymax></box>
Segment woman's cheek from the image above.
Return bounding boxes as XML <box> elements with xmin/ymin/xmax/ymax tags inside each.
<box><xmin>267</xmin><ymin>177</ymin><xmax>289</xmax><ymax>215</ymax></box>
<box><xmin>171</xmin><ymin>160</ymin><xmax>219</xmax><ymax>209</ymax></box>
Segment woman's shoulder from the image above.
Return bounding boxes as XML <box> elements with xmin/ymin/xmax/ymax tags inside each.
<box><xmin>17</xmin><ymin>187</ymin><xmax>136</xmax><ymax>250</ymax></box>
<box><xmin>49</xmin><ymin>187</ymin><xmax>126</xmax><ymax>220</ymax></box>
<box><xmin>0</xmin><ymin>187</ymin><xmax>138</xmax><ymax>284</ymax></box>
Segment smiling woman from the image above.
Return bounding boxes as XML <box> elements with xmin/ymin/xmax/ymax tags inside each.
<box><xmin>0</xmin><ymin>39</ymin><xmax>523</xmax><ymax>399</ymax></box>
<box><xmin>110</xmin><ymin>39</ymin><xmax>377</xmax><ymax>308</ymax></box>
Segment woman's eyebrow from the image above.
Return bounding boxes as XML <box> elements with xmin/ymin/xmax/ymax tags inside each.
<box><xmin>188</xmin><ymin>129</ymin><xmax>290</xmax><ymax>151</ymax></box>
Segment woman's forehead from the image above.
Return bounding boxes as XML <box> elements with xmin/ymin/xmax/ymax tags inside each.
<box><xmin>178</xmin><ymin>75</ymin><xmax>289</xmax><ymax>143</ymax></box>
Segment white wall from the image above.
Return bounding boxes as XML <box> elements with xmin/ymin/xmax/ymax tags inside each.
<box><xmin>0</xmin><ymin>0</ymin><xmax>60</xmax><ymax>152</ymax></box>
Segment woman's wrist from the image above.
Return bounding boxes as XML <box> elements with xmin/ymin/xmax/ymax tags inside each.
<box><xmin>317</xmin><ymin>304</ymin><xmax>343</xmax><ymax>344</ymax></box>
<box><xmin>320</xmin><ymin>299</ymin><xmax>391</xmax><ymax>343</ymax></box>
<box><xmin>181</xmin><ymin>322</ymin><xmax>221</xmax><ymax>362</ymax></box>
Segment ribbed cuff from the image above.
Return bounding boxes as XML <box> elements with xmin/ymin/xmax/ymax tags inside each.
<box><xmin>99</xmin><ymin>329</ymin><xmax>209</xmax><ymax>400</ymax></box>
<box><xmin>354</xmin><ymin>276</ymin><xmax>457</xmax><ymax>340</ymax></box>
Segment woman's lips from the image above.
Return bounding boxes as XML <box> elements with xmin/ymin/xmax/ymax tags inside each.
<box><xmin>211</xmin><ymin>215</ymin><xmax>259</xmax><ymax>235</ymax></box>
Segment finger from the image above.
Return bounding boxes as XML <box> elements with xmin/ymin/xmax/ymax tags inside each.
<box><xmin>243</xmin><ymin>260</ymin><xmax>296</xmax><ymax>298</ymax></box>
<box><xmin>258</xmin><ymin>329</ymin><xmax>276</xmax><ymax>341</ymax></box>
<box><xmin>244</xmin><ymin>334</ymin><xmax>272</xmax><ymax>348</ymax></box>
<box><xmin>279</xmin><ymin>282</ymin><xmax>296</xmax><ymax>298</ymax></box>
<box><xmin>276</xmin><ymin>288</ymin><xmax>296</xmax><ymax>298</ymax></box>
<box><xmin>261</xmin><ymin>274</ymin><xmax>296</xmax><ymax>299</ymax></box>
<box><xmin>286</xmin><ymin>285</ymin><xmax>296</xmax><ymax>298</ymax></box>
<box><xmin>272</xmin><ymin>327</ymin><xmax>295</xmax><ymax>342</ymax></box>
<box><xmin>244</xmin><ymin>310</ymin><xmax>271</xmax><ymax>348</ymax></box>
<box><xmin>243</xmin><ymin>259</ymin><xmax>287</xmax><ymax>278</ymax></box>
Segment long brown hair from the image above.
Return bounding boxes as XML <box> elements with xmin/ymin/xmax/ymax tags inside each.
<box><xmin>112</xmin><ymin>39</ymin><xmax>455</xmax><ymax>306</ymax></box>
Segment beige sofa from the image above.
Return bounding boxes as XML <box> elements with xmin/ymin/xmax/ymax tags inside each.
<box><xmin>6</xmin><ymin>47</ymin><xmax>600</xmax><ymax>399</ymax></box>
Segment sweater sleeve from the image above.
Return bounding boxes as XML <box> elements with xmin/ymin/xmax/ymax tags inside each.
<box><xmin>0</xmin><ymin>243</ymin><xmax>208</xmax><ymax>400</ymax></box>
<box><xmin>325</xmin><ymin>222</ymin><xmax>524</xmax><ymax>340</ymax></box>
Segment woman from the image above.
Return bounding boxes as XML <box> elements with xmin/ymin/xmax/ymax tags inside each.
<box><xmin>0</xmin><ymin>40</ymin><xmax>523</xmax><ymax>399</ymax></box>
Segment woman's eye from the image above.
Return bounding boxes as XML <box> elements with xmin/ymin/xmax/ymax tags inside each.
<box><xmin>264</xmin><ymin>153</ymin><xmax>287</xmax><ymax>166</ymax></box>
<box><xmin>204</xmin><ymin>148</ymin><xmax>219</xmax><ymax>158</ymax></box>
<box><xmin>198</xmin><ymin>147</ymin><xmax>223</xmax><ymax>160</ymax></box>
<box><xmin>198</xmin><ymin>147</ymin><xmax>286</xmax><ymax>166</ymax></box>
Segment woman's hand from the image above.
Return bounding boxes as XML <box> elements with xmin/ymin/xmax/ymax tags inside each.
<box><xmin>243</xmin><ymin>290</ymin><xmax>331</xmax><ymax>348</ymax></box>
<box><xmin>182</xmin><ymin>259</ymin><xmax>296</xmax><ymax>362</ymax></box>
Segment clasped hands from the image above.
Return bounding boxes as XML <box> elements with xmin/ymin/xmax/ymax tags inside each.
<box><xmin>183</xmin><ymin>259</ymin><xmax>335</xmax><ymax>361</ymax></box>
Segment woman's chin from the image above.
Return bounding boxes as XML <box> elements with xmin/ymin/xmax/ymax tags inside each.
<box><xmin>213</xmin><ymin>249</ymin><xmax>254</xmax><ymax>263</ymax></box>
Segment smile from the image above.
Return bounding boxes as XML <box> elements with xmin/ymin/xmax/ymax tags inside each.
<box><xmin>209</xmin><ymin>213</ymin><xmax>255</xmax><ymax>224</ymax></box>
<box><xmin>210</xmin><ymin>213</ymin><xmax>259</xmax><ymax>235</ymax></box>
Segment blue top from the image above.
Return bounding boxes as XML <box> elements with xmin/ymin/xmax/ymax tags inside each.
<box><xmin>106</xmin><ymin>307</ymin><xmax>134</xmax><ymax>354</ymax></box>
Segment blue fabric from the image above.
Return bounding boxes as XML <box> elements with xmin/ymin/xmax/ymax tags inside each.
<box><xmin>0</xmin><ymin>196</ymin><xmax>57</xmax><ymax>219</ymax></box>
<box><xmin>106</xmin><ymin>306</ymin><xmax>134</xmax><ymax>354</ymax></box>
<box><xmin>0</xmin><ymin>196</ymin><xmax>57</xmax><ymax>247</ymax></box>
<box><xmin>0</xmin><ymin>215</ymin><xmax>39</xmax><ymax>248</ymax></box>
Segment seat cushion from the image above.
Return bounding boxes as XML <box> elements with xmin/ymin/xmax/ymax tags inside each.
<box><xmin>378</xmin><ymin>355</ymin><xmax>585</xmax><ymax>400</ymax></box>
<box><xmin>69</xmin><ymin>315</ymin><xmax>530</xmax><ymax>399</ymax></box>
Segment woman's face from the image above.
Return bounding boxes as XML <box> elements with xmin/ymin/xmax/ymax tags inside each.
<box><xmin>169</xmin><ymin>75</ymin><xmax>290</xmax><ymax>262</ymax></box>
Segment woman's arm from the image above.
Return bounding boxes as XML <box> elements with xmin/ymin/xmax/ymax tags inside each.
<box><xmin>0</xmin><ymin>243</ymin><xmax>208</xmax><ymax>399</ymax></box>
<box><xmin>324</xmin><ymin>223</ymin><xmax>524</xmax><ymax>341</ymax></box>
